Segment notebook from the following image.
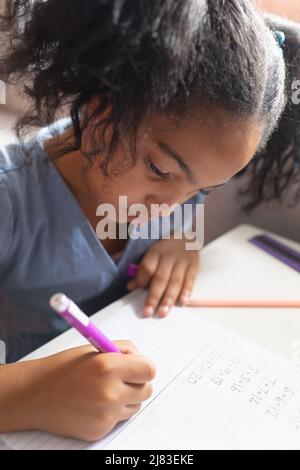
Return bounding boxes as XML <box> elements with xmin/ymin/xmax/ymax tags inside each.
<box><xmin>1</xmin><ymin>292</ymin><xmax>300</xmax><ymax>450</ymax></box>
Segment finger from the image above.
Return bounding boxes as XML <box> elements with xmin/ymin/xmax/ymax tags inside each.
<box><xmin>127</xmin><ymin>250</ymin><xmax>160</xmax><ymax>291</ymax></box>
<box><xmin>114</xmin><ymin>339</ymin><xmax>141</xmax><ymax>355</ymax></box>
<box><xmin>158</xmin><ymin>261</ymin><xmax>187</xmax><ymax>316</ymax></box>
<box><xmin>179</xmin><ymin>264</ymin><xmax>199</xmax><ymax>305</ymax></box>
<box><xmin>121</xmin><ymin>403</ymin><xmax>142</xmax><ymax>421</ymax></box>
<box><xmin>120</xmin><ymin>354</ymin><xmax>156</xmax><ymax>384</ymax></box>
<box><xmin>122</xmin><ymin>382</ymin><xmax>154</xmax><ymax>404</ymax></box>
<box><xmin>143</xmin><ymin>255</ymin><xmax>174</xmax><ymax>316</ymax></box>
<box><xmin>126</xmin><ymin>279</ymin><xmax>139</xmax><ymax>291</ymax></box>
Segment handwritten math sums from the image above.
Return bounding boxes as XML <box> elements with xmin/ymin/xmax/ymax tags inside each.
<box><xmin>247</xmin><ymin>377</ymin><xmax>279</xmax><ymax>406</ymax></box>
<box><xmin>186</xmin><ymin>349</ymin><xmax>259</xmax><ymax>388</ymax></box>
<box><xmin>211</xmin><ymin>359</ymin><xmax>249</xmax><ymax>387</ymax></box>
<box><xmin>186</xmin><ymin>349</ymin><xmax>224</xmax><ymax>385</ymax></box>
<box><xmin>247</xmin><ymin>377</ymin><xmax>277</xmax><ymax>405</ymax></box>
<box><xmin>265</xmin><ymin>386</ymin><xmax>295</xmax><ymax>418</ymax></box>
<box><xmin>231</xmin><ymin>369</ymin><xmax>262</xmax><ymax>394</ymax></box>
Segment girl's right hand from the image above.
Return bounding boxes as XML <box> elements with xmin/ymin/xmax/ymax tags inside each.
<box><xmin>2</xmin><ymin>340</ymin><xmax>156</xmax><ymax>442</ymax></box>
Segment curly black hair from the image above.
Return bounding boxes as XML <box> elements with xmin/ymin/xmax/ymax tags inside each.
<box><xmin>235</xmin><ymin>14</ymin><xmax>300</xmax><ymax>211</ymax></box>
<box><xmin>0</xmin><ymin>0</ymin><xmax>299</xmax><ymax>209</ymax></box>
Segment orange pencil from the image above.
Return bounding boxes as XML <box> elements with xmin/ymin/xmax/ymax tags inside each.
<box><xmin>186</xmin><ymin>299</ymin><xmax>300</xmax><ymax>308</ymax></box>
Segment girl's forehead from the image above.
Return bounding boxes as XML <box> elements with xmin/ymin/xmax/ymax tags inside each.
<box><xmin>141</xmin><ymin>112</ymin><xmax>262</xmax><ymax>154</ymax></box>
<box><xmin>137</xmin><ymin>112</ymin><xmax>262</xmax><ymax>185</ymax></box>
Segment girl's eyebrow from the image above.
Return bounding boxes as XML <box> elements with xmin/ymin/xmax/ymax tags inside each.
<box><xmin>155</xmin><ymin>140</ymin><xmax>199</xmax><ymax>185</ymax></box>
<box><xmin>154</xmin><ymin>139</ymin><xmax>229</xmax><ymax>190</ymax></box>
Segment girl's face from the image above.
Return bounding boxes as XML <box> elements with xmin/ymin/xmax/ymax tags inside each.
<box><xmin>81</xmin><ymin>110</ymin><xmax>262</xmax><ymax>222</ymax></box>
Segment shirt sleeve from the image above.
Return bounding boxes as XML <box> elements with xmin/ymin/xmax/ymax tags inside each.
<box><xmin>0</xmin><ymin>176</ymin><xmax>13</xmax><ymax>267</ymax></box>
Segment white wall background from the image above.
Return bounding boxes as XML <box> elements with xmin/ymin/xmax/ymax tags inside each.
<box><xmin>204</xmin><ymin>179</ymin><xmax>300</xmax><ymax>245</ymax></box>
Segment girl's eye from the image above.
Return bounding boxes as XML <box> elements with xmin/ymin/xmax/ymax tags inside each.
<box><xmin>146</xmin><ymin>156</ymin><xmax>170</xmax><ymax>180</ymax></box>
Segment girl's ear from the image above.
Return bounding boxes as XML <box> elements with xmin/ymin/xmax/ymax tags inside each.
<box><xmin>81</xmin><ymin>97</ymin><xmax>114</xmax><ymax>156</ymax></box>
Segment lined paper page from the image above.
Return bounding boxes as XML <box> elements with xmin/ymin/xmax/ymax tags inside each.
<box><xmin>102</xmin><ymin>331</ymin><xmax>300</xmax><ymax>450</ymax></box>
<box><xmin>2</xmin><ymin>296</ymin><xmax>300</xmax><ymax>450</ymax></box>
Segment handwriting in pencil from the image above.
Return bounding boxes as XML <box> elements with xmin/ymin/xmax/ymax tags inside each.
<box><xmin>266</xmin><ymin>386</ymin><xmax>295</xmax><ymax>418</ymax></box>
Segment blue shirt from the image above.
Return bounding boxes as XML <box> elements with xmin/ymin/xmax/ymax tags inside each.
<box><xmin>0</xmin><ymin>118</ymin><xmax>205</xmax><ymax>362</ymax></box>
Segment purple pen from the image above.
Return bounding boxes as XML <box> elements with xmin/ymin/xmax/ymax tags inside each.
<box><xmin>49</xmin><ymin>293</ymin><xmax>120</xmax><ymax>353</ymax></box>
<box><xmin>127</xmin><ymin>263</ymin><xmax>139</xmax><ymax>277</ymax></box>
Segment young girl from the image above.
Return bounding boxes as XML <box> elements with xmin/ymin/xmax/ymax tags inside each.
<box><xmin>0</xmin><ymin>0</ymin><xmax>299</xmax><ymax>441</ymax></box>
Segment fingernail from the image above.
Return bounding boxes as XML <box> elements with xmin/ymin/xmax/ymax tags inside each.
<box><xmin>158</xmin><ymin>305</ymin><xmax>170</xmax><ymax>316</ymax></box>
<box><xmin>144</xmin><ymin>306</ymin><xmax>154</xmax><ymax>317</ymax></box>
<box><xmin>181</xmin><ymin>294</ymin><xmax>190</xmax><ymax>305</ymax></box>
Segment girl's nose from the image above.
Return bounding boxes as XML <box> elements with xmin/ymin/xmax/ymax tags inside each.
<box><xmin>145</xmin><ymin>195</ymin><xmax>180</xmax><ymax>217</ymax></box>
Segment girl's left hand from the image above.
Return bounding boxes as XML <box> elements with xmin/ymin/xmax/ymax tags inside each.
<box><xmin>126</xmin><ymin>238</ymin><xmax>200</xmax><ymax>317</ymax></box>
